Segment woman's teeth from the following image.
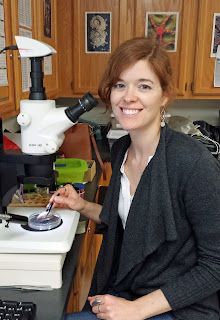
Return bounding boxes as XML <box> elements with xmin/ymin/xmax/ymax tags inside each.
<box><xmin>122</xmin><ymin>109</ymin><xmax>139</xmax><ymax>115</ymax></box>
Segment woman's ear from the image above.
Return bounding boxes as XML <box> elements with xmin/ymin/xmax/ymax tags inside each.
<box><xmin>162</xmin><ymin>93</ymin><xmax>169</xmax><ymax>107</ymax></box>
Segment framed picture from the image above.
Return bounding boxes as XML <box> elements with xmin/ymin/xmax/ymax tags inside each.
<box><xmin>211</xmin><ymin>13</ymin><xmax>220</xmax><ymax>57</ymax></box>
<box><xmin>44</xmin><ymin>0</ymin><xmax>51</xmax><ymax>38</ymax></box>
<box><xmin>85</xmin><ymin>12</ymin><xmax>111</xmax><ymax>53</ymax></box>
<box><xmin>145</xmin><ymin>12</ymin><xmax>179</xmax><ymax>52</ymax></box>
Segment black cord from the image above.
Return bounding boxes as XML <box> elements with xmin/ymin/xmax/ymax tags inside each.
<box><xmin>0</xmin><ymin>45</ymin><xmax>18</xmax><ymax>54</ymax></box>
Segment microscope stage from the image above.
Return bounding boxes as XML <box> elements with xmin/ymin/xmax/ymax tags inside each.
<box><xmin>0</xmin><ymin>207</ymin><xmax>80</xmax><ymax>253</ymax></box>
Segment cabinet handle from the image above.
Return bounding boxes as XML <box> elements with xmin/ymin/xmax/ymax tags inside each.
<box><xmin>10</xmin><ymin>53</ymin><xmax>13</xmax><ymax>59</ymax></box>
<box><xmin>185</xmin><ymin>82</ymin><xmax>187</xmax><ymax>91</ymax></box>
<box><xmin>87</xmin><ymin>227</ymin><xmax>91</xmax><ymax>233</ymax></box>
<box><xmin>18</xmin><ymin>54</ymin><xmax>21</xmax><ymax>60</ymax></box>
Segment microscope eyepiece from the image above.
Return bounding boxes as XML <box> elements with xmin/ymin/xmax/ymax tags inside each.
<box><xmin>81</xmin><ymin>91</ymin><xmax>99</xmax><ymax>111</ymax></box>
<box><xmin>65</xmin><ymin>92</ymin><xmax>98</xmax><ymax>123</ymax></box>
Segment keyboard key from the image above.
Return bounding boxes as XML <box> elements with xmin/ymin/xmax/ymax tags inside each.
<box><xmin>0</xmin><ymin>301</ymin><xmax>36</xmax><ymax>320</ymax></box>
<box><xmin>20</xmin><ymin>311</ymin><xmax>32</xmax><ymax>320</ymax></box>
<box><xmin>2</xmin><ymin>302</ymin><xmax>18</xmax><ymax>309</ymax></box>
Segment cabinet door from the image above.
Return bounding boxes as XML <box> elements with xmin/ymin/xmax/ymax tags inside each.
<box><xmin>72</xmin><ymin>0</ymin><xmax>120</xmax><ymax>95</ymax></box>
<box><xmin>193</xmin><ymin>0</ymin><xmax>220</xmax><ymax>96</ymax></box>
<box><xmin>0</xmin><ymin>0</ymin><xmax>16</xmax><ymax>120</ymax></box>
<box><xmin>34</xmin><ymin>0</ymin><xmax>59</xmax><ymax>99</ymax></box>
<box><xmin>56</xmin><ymin>0</ymin><xmax>73</xmax><ymax>97</ymax></box>
<box><xmin>10</xmin><ymin>0</ymin><xmax>58</xmax><ymax>112</ymax></box>
<box><xmin>78</xmin><ymin>234</ymin><xmax>97</xmax><ymax>311</ymax></box>
<box><xmin>67</xmin><ymin>219</ymin><xmax>96</xmax><ymax>313</ymax></box>
<box><xmin>10</xmin><ymin>0</ymin><xmax>36</xmax><ymax>111</ymax></box>
<box><xmin>134</xmin><ymin>0</ymin><xmax>195</xmax><ymax>97</ymax></box>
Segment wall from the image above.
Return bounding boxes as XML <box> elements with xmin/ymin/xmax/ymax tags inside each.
<box><xmin>169</xmin><ymin>99</ymin><xmax>220</xmax><ymax>126</ymax></box>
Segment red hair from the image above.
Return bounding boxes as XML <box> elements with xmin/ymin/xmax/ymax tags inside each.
<box><xmin>98</xmin><ymin>37</ymin><xmax>175</xmax><ymax>109</ymax></box>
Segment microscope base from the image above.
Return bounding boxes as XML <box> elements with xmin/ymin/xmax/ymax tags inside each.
<box><xmin>0</xmin><ymin>252</ymin><xmax>66</xmax><ymax>289</ymax></box>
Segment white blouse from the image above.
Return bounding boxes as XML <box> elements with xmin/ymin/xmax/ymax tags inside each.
<box><xmin>118</xmin><ymin>150</ymin><xmax>153</xmax><ymax>229</ymax></box>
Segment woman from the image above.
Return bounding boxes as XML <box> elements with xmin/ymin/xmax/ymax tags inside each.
<box><xmin>51</xmin><ymin>37</ymin><xmax>220</xmax><ymax>320</ymax></box>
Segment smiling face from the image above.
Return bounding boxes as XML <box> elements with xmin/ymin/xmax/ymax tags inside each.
<box><xmin>110</xmin><ymin>59</ymin><xmax>168</xmax><ymax>133</ymax></box>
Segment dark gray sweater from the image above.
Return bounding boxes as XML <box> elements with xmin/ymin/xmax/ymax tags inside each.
<box><xmin>88</xmin><ymin>125</ymin><xmax>220</xmax><ymax>320</ymax></box>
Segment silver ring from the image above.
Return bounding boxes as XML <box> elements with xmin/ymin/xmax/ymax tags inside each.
<box><xmin>92</xmin><ymin>297</ymin><xmax>102</xmax><ymax>306</ymax></box>
<box><xmin>98</xmin><ymin>305</ymin><xmax>101</xmax><ymax>313</ymax></box>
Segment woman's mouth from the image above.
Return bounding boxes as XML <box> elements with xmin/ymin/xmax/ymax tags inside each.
<box><xmin>120</xmin><ymin>108</ymin><xmax>141</xmax><ymax>115</ymax></box>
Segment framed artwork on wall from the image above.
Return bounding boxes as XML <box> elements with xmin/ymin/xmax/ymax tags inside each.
<box><xmin>145</xmin><ymin>12</ymin><xmax>179</xmax><ymax>52</ymax></box>
<box><xmin>85</xmin><ymin>12</ymin><xmax>111</xmax><ymax>53</ymax></box>
<box><xmin>211</xmin><ymin>13</ymin><xmax>220</xmax><ymax>57</ymax></box>
<box><xmin>44</xmin><ymin>0</ymin><xmax>52</xmax><ymax>38</ymax></box>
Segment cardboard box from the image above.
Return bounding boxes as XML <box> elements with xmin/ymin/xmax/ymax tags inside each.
<box><xmin>83</xmin><ymin>160</ymin><xmax>96</xmax><ymax>182</ymax></box>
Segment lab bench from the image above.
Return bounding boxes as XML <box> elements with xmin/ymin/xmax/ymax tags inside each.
<box><xmin>0</xmin><ymin>164</ymin><xmax>103</xmax><ymax>320</ymax></box>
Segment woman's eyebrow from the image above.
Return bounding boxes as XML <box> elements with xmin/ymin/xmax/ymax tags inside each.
<box><xmin>138</xmin><ymin>78</ymin><xmax>154</xmax><ymax>84</ymax></box>
<box><xmin>116</xmin><ymin>78</ymin><xmax>154</xmax><ymax>84</ymax></box>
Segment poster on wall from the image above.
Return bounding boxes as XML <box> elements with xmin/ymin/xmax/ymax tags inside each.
<box><xmin>44</xmin><ymin>0</ymin><xmax>51</xmax><ymax>38</ymax></box>
<box><xmin>44</xmin><ymin>55</ymin><xmax>52</xmax><ymax>75</ymax></box>
<box><xmin>211</xmin><ymin>13</ymin><xmax>220</xmax><ymax>57</ymax></box>
<box><xmin>85</xmin><ymin>12</ymin><xmax>111</xmax><ymax>53</ymax></box>
<box><xmin>0</xmin><ymin>1</ymin><xmax>8</xmax><ymax>87</ymax></box>
<box><xmin>145</xmin><ymin>12</ymin><xmax>179</xmax><ymax>52</ymax></box>
<box><xmin>19</xmin><ymin>28</ymin><xmax>32</xmax><ymax>92</ymax></box>
<box><xmin>18</xmin><ymin>0</ymin><xmax>32</xmax><ymax>29</ymax></box>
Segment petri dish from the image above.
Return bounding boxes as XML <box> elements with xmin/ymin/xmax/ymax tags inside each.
<box><xmin>28</xmin><ymin>212</ymin><xmax>61</xmax><ymax>231</ymax></box>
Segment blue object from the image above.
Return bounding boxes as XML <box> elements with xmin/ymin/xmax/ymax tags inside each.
<box><xmin>73</xmin><ymin>183</ymin><xmax>84</xmax><ymax>190</ymax></box>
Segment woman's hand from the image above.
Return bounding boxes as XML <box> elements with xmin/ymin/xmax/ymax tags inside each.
<box><xmin>88</xmin><ymin>295</ymin><xmax>141</xmax><ymax>320</ymax></box>
<box><xmin>49</xmin><ymin>184</ymin><xmax>102</xmax><ymax>223</ymax></box>
<box><xmin>49</xmin><ymin>184</ymin><xmax>86</xmax><ymax>212</ymax></box>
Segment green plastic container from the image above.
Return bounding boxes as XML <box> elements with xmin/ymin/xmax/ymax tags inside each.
<box><xmin>55</xmin><ymin>158</ymin><xmax>88</xmax><ymax>185</ymax></box>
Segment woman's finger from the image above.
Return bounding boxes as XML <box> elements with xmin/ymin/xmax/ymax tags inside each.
<box><xmin>88</xmin><ymin>295</ymin><xmax>103</xmax><ymax>304</ymax></box>
<box><xmin>49</xmin><ymin>185</ymin><xmax>69</xmax><ymax>203</ymax></box>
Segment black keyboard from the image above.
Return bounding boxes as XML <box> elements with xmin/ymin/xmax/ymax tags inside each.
<box><xmin>0</xmin><ymin>300</ymin><xmax>36</xmax><ymax>320</ymax></box>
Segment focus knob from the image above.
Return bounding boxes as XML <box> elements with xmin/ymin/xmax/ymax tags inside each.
<box><xmin>44</xmin><ymin>140</ymin><xmax>57</xmax><ymax>154</ymax></box>
<box><xmin>17</xmin><ymin>113</ymin><xmax>31</xmax><ymax>126</ymax></box>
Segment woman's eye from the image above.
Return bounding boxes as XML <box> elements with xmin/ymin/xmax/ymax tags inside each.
<box><xmin>115</xmin><ymin>83</ymin><xmax>125</xmax><ymax>89</ymax></box>
<box><xmin>139</xmin><ymin>84</ymin><xmax>151</xmax><ymax>90</ymax></box>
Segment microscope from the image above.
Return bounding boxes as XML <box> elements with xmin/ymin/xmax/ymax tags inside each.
<box><xmin>0</xmin><ymin>36</ymin><xmax>98</xmax><ymax>225</ymax></box>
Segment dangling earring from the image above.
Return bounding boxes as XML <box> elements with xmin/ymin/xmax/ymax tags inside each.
<box><xmin>160</xmin><ymin>107</ymin><xmax>166</xmax><ymax>127</ymax></box>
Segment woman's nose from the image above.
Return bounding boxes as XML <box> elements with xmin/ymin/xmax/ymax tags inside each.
<box><xmin>123</xmin><ymin>88</ymin><xmax>138</xmax><ymax>103</ymax></box>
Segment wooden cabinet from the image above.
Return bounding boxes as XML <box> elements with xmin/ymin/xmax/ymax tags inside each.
<box><xmin>2</xmin><ymin>0</ymin><xmax>220</xmax><ymax>120</ymax></box>
<box><xmin>129</xmin><ymin>0</ymin><xmax>220</xmax><ymax>98</ymax></box>
<box><xmin>193</xmin><ymin>0</ymin><xmax>220</xmax><ymax>97</ymax></box>
<box><xmin>0</xmin><ymin>0</ymin><xmax>58</xmax><ymax>121</ymax></box>
<box><xmin>66</xmin><ymin>219</ymin><xmax>97</xmax><ymax>313</ymax></box>
<box><xmin>56</xmin><ymin>0</ymin><xmax>73</xmax><ymax>97</ymax></box>
<box><xmin>0</xmin><ymin>1</ymin><xmax>16</xmax><ymax>120</ymax></box>
<box><xmin>120</xmin><ymin>0</ymin><xmax>220</xmax><ymax>98</ymax></box>
<box><xmin>69</xmin><ymin>0</ymin><xmax>197</xmax><ymax>98</ymax></box>
<box><xmin>72</xmin><ymin>0</ymin><xmax>121</xmax><ymax>96</ymax></box>
<box><xmin>132</xmin><ymin>0</ymin><xmax>195</xmax><ymax>98</ymax></box>
<box><xmin>68</xmin><ymin>0</ymin><xmax>220</xmax><ymax>99</ymax></box>
<box><xmin>10</xmin><ymin>0</ymin><xmax>37</xmax><ymax>118</ymax></box>
<box><xmin>34</xmin><ymin>0</ymin><xmax>59</xmax><ymax>99</ymax></box>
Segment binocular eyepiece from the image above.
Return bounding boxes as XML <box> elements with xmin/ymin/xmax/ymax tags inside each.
<box><xmin>65</xmin><ymin>92</ymin><xmax>99</xmax><ymax>123</ymax></box>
